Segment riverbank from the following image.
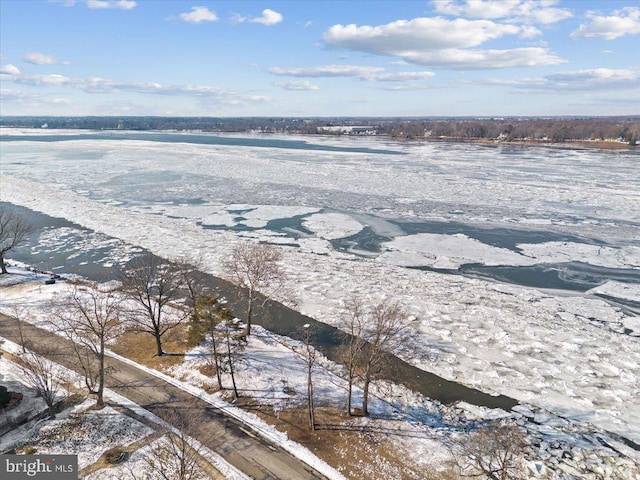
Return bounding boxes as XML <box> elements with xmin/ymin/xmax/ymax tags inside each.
<box><xmin>2</xmin><ymin>268</ymin><xmax>639</xmax><ymax>479</ymax></box>
<box><xmin>355</xmin><ymin>134</ymin><xmax>638</xmax><ymax>150</ymax></box>
<box><xmin>2</xmin><ymin>125</ymin><xmax>637</xmax><ymax>150</ymax></box>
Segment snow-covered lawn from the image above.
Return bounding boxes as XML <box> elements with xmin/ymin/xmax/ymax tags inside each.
<box><xmin>0</xmin><ymin>337</ymin><xmax>249</xmax><ymax>480</ymax></box>
<box><xmin>0</xmin><ymin>345</ymin><xmax>153</xmax><ymax>470</ymax></box>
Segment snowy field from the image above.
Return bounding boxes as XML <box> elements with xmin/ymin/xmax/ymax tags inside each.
<box><xmin>1</xmin><ymin>129</ymin><xmax>639</xmax><ymax>450</ymax></box>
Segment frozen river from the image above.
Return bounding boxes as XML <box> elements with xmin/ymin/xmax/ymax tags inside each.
<box><xmin>1</xmin><ymin>129</ymin><xmax>639</xmax><ymax>443</ymax></box>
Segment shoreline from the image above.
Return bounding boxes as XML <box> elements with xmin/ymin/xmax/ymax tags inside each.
<box><xmin>1</xmin><ymin>125</ymin><xmax>637</xmax><ymax>150</ymax></box>
<box><xmin>338</xmin><ymin>134</ymin><xmax>638</xmax><ymax>151</ymax></box>
<box><xmin>420</xmin><ymin>136</ymin><xmax>638</xmax><ymax>150</ymax></box>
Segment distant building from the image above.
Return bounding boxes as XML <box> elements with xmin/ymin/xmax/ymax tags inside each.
<box><xmin>317</xmin><ymin>125</ymin><xmax>377</xmax><ymax>135</ymax></box>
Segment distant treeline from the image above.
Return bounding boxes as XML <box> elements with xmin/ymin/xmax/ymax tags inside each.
<box><xmin>2</xmin><ymin>116</ymin><xmax>638</xmax><ymax>145</ymax></box>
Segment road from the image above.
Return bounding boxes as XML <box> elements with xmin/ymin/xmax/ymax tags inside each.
<box><xmin>0</xmin><ymin>314</ymin><xmax>330</xmax><ymax>480</ymax></box>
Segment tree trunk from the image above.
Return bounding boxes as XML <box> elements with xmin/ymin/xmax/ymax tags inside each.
<box><xmin>226</xmin><ymin>328</ymin><xmax>238</xmax><ymax>400</ymax></box>
<box><xmin>211</xmin><ymin>332</ymin><xmax>222</xmax><ymax>390</ymax></box>
<box><xmin>347</xmin><ymin>376</ymin><xmax>353</xmax><ymax>416</ymax></box>
<box><xmin>97</xmin><ymin>340</ymin><xmax>105</xmax><ymax>407</ymax></box>
<box><xmin>0</xmin><ymin>253</ymin><xmax>7</xmax><ymax>274</ymax></box>
<box><xmin>16</xmin><ymin>316</ymin><xmax>27</xmax><ymax>353</ymax></box>
<box><xmin>307</xmin><ymin>360</ymin><xmax>315</xmax><ymax>431</ymax></box>
<box><xmin>154</xmin><ymin>331</ymin><xmax>164</xmax><ymax>357</ymax></box>
<box><xmin>362</xmin><ymin>374</ymin><xmax>371</xmax><ymax>416</ymax></box>
<box><xmin>245</xmin><ymin>288</ymin><xmax>253</xmax><ymax>337</ymax></box>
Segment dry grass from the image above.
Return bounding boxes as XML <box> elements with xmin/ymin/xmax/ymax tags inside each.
<box><xmin>110</xmin><ymin>324</ymin><xmax>191</xmax><ymax>371</ymax></box>
<box><xmin>109</xmin><ymin>325</ymin><xmax>457</xmax><ymax>479</ymax></box>
<box><xmin>253</xmin><ymin>406</ymin><xmax>458</xmax><ymax>480</ymax></box>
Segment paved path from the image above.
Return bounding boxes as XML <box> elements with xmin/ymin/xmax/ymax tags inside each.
<box><xmin>0</xmin><ymin>314</ymin><xmax>330</xmax><ymax>480</ymax></box>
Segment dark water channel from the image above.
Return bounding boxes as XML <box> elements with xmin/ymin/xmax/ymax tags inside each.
<box><xmin>0</xmin><ymin>131</ymin><xmax>405</xmax><ymax>156</ymax></box>
<box><xmin>333</xmin><ymin>218</ymin><xmax>640</xmax><ymax>297</ymax></box>
<box><xmin>2</xmin><ymin>202</ymin><xmax>517</xmax><ymax>411</ymax></box>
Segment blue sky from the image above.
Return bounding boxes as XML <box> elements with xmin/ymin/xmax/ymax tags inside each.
<box><xmin>1</xmin><ymin>0</ymin><xmax>639</xmax><ymax>117</ymax></box>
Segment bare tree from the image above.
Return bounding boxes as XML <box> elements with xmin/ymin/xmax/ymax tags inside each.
<box><xmin>451</xmin><ymin>420</ymin><xmax>527</xmax><ymax>480</ymax></box>
<box><xmin>52</xmin><ymin>283</ymin><xmax>122</xmax><ymax>407</ymax></box>
<box><xmin>174</xmin><ymin>256</ymin><xmax>214</xmax><ymax>347</ymax></box>
<box><xmin>300</xmin><ymin>324</ymin><xmax>318</xmax><ymax>431</ymax></box>
<box><xmin>0</xmin><ymin>208</ymin><xmax>32</xmax><ymax>274</ymax></box>
<box><xmin>196</xmin><ymin>294</ymin><xmax>225</xmax><ymax>390</ymax></box>
<box><xmin>175</xmin><ymin>257</ymin><xmax>204</xmax><ymax>309</ymax></box>
<box><xmin>346</xmin><ymin>297</ymin><xmax>416</xmax><ymax>416</ymax></box>
<box><xmin>221</xmin><ymin>313</ymin><xmax>243</xmax><ymax>401</ymax></box>
<box><xmin>16</xmin><ymin>350</ymin><xmax>60</xmax><ymax>419</ymax></box>
<box><xmin>137</xmin><ymin>405</ymin><xmax>209</xmax><ymax>480</ymax></box>
<box><xmin>223</xmin><ymin>241</ymin><xmax>286</xmax><ymax>337</ymax></box>
<box><xmin>336</xmin><ymin>297</ymin><xmax>368</xmax><ymax>416</ymax></box>
<box><xmin>8</xmin><ymin>304</ymin><xmax>29</xmax><ymax>353</ymax></box>
<box><xmin>119</xmin><ymin>253</ymin><xmax>187</xmax><ymax>357</ymax></box>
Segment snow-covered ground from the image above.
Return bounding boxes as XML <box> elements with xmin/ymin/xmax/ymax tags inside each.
<box><xmin>0</xmin><ymin>375</ymin><xmax>247</xmax><ymax>480</ymax></box>
<box><xmin>1</xmin><ymin>130</ymin><xmax>639</xmax><ymax>458</ymax></box>
<box><xmin>0</xmin><ymin>273</ymin><xmax>346</xmax><ymax>480</ymax></box>
<box><xmin>1</xmin><ymin>273</ymin><xmax>638</xmax><ymax>479</ymax></box>
<box><xmin>0</xmin><ymin>341</ymin><xmax>155</xmax><ymax>470</ymax></box>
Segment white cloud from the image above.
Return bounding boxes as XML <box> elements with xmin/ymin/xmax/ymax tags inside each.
<box><xmin>378</xmin><ymin>84</ymin><xmax>436</xmax><ymax>91</ymax></box>
<box><xmin>570</xmin><ymin>7</ymin><xmax>640</xmax><ymax>40</ymax></box>
<box><xmin>489</xmin><ymin>68</ymin><xmax>640</xmax><ymax>92</ymax></box>
<box><xmin>48</xmin><ymin>0</ymin><xmax>78</xmax><ymax>6</ymax></box>
<box><xmin>1</xmin><ymin>89</ymin><xmax>33</xmax><ymax>99</ymax></box>
<box><xmin>404</xmin><ymin>47</ymin><xmax>565</xmax><ymax>69</ymax></box>
<box><xmin>267</xmin><ymin>64</ymin><xmax>385</xmax><ymax>78</ymax></box>
<box><xmin>24</xmin><ymin>52</ymin><xmax>70</xmax><ymax>65</ymax></box>
<box><xmin>519</xmin><ymin>25</ymin><xmax>541</xmax><ymax>38</ymax></box>
<box><xmin>50</xmin><ymin>0</ymin><xmax>136</xmax><ymax>9</ymax></box>
<box><xmin>1</xmin><ymin>89</ymin><xmax>73</xmax><ymax>106</ymax></box>
<box><xmin>323</xmin><ymin>17</ymin><xmax>523</xmax><ymax>52</ymax></box>
<box><xmin>433</xmin><ymin>0</ymin><xmax>572</xmax><ymax>24</ymax></box>
<box><xmin>267</xmin><ymin>64</ymin><xmax>436</xmax><ymax>85</ymax></box>
<box><xmin>0</xmin><ymin>64</ymin><xmax>21</xmax><ymax>75</ymax></box>
<box><xmin>86</xmin><ymin>0</ymin><xmax>136</xmax><ymax>9</ymax></box>
<box><xmin>250</xmin><ymin>9</ymin><xmax>283</xmax><ymax>26</ymax></box>
<box><xmin>12</xmin><ymin>73</ymin><xmax>72</xmax><ymax>86</ymax></box>
<box><xmin>545</xmin><ymin>68</ymin><xmax>640</xmax><ymax>89</ymax></box>
<box><xmin>371</xmin><ymin>71</ymin><xmax>436</xmax><ymax>81</ymax></box>
<box><xmin>234</xmin><ymin>9</ymin><xmax>283</xmax><ymax>26</ymax></box>
<box><xmin>322</xmin><ymin>18</ymin><xmax>564</xmax><ymax>69</ymax></box>
<box><xmin>178</xmin><ymin>6</ymin><xmax>218</xmax><ymax>24</ymax></box>
<box><xmin>275</xmin><ymin>80</ymin><xmax>319</xmax><ymax>91</ymax></box>
<box><xmin>1</xmin><ymin>70</ymin><xmax>268</xmax><ymax>106</ymax></box>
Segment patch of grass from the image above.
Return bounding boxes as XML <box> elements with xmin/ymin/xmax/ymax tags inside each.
<box><xmin>103</xmin><ymin>446</ymin><xmax>129</xmax><ymax>465</ymax></box>
<box><xmin>198</xmin><ymin>364</ymin><xmax>216</xmax><ymax>377</ymax></box>
<box><xmin>111</xmin><ymin>324</ymin><xmax>191</xmax><ymax>370</ymax></box>
<box><xmin>62</xmin><ymin>393</ymin><xmax>86</xmax><ymax>409</ymax></box>
<box><xmin>254</xmin><ymin>406</ymin><xmax>455</xmax><ymax>480</ymax></box>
